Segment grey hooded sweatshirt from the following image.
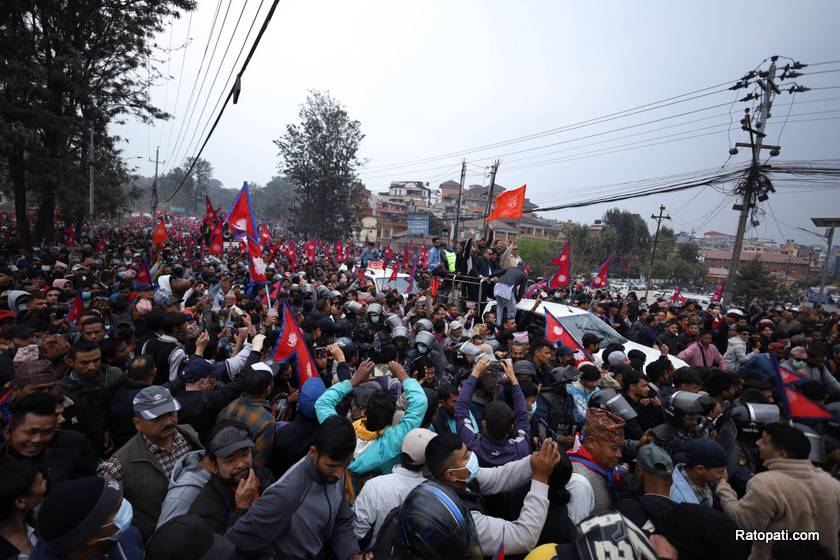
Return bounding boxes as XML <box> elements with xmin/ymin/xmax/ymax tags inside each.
<box><xmin>156</xmin><ymin>450</ymin><xmax>211</xmax><ymax>529</ymax></box>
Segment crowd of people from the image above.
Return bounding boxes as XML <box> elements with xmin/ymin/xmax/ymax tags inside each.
<box><xmin>0</xmin><ymin>216</ymin><xmax>838</xmax><ymax>560</ymax></box>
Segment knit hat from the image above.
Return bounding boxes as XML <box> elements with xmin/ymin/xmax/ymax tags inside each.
<box><xmin>146</xmin><ymin>515</ymin><xmax>236</xmax><ymax>560</ymax></box>
<box><xmin>14</xmin><ymin>359</ymin><xmax>56</xmax><ymax>387</ymax></box>
<box><xmin>37</xmin><ymin>477</ymin><xmax>123</xmax><ymax>555</ymax></box>
<box><xmin>582</xmin><ymin>407</ymin><xmax>625</xmax><ymax>445</ymax></box>
<box><xmin>39</xmin><ymin>334</ymin><xmax>71</xmax><ymax>361</ymax></box>
<box><xmin>513</xmin><ymin>360</ymin><xmax>538</xmax><ymax>378</ymax></box>
<box><xmin>676</xmin><ymin>439</ymin><xmax>728</xmax><ymax>468</ymax></box>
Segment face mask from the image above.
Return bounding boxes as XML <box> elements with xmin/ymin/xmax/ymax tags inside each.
<box><xmin>82</xmin><ymin>291</ymin><xmax>91</xmax><ymax>300</ymax></box>
<box><xmin>792</xmin><ymin>360</ymin><xmax>806</xmax><ymax>370</ymax></box>
<box><xmin>530</xmin><ymin>402</ymin><xmax>537</xmax><ymax>415</ymax></box>
<box><xmin>417</xmin><ymin>343</ymin><xmax>428</xmax><ymax>355</ymax></box>
<box><xmin>447</xmin><ymin>451</ymin><xmax>479</xmax><ymax>483</ymax></box>
<box><xmin>98</xmin><ymin>499</ymin><xmax>133</xmax><ymax>542</ymax></box>
<box><xmin>369</xmin><ymin>314</ymin><xmax>380</xmax><ymax>323</ymax></box>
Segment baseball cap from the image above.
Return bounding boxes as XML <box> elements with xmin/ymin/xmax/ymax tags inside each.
<box><xmin>607</xmin><ymin>351</ymin><xmax>628</xmax><ymax>367</ymax></box>
<box><xmin>581</xmin><ymin>333</ymin><xmax>603</xmax><ymax>347</ymax></box>
<box><xmin>401</xmin><ymin>428</ymin><xmax>437</xmax><ymax>466</ymax></box>
<box><xmin>449</xmin><ymin>320</ymin><xmax>463</xmax><ymax>332</ymax></box>
<box><xmin>182</xmin><ymin>358</ymin><xmax>227</xmax><ymax>383</ymax></box>
<box><xmin>637</xmin><ymin>444</ymin><xmax>674</xmax><ymax>476</ymax></box>
<box><xmin>147</xmin><ymin>515</ymin><xmax>236</xmax><ymax>560</ymax></box>
<box><xmin>208</xmin><ymin>427</ymin><xmax>254</xmax><ymax>459</ymax></box>
<box><xmin>554</xmin><ymin>345</ymin><xmax>575</xmax><ymax>357</ymax></box>
<box><xmin>676</xmin><ymin>439</ymin><xmax>728</xmax><ymax>468</ymax></box>
<box><xmin>133</xmin><ymin>386</ymin><xmax>181</xmax><ymax>420</ymax></box>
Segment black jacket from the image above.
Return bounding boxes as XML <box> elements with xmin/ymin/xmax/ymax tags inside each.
<box><xmin>189</xmin><ymin>465</ymin><xmax>273</xmax><ymax>534</ymax></box>
<box><xmin>0</xmin><ymin>430</ymin><xmax>96</xmax><ymax>490</ymax></box>
<box><xmin>270</xmin><ymin>415</ymin><xmax>319</xmax><ymax>477</ymax></box>
<box><xmin>172</xmin><ymin>375</ymin><xmax>246</xmax><ymax>444</ymax></box>
<box><xmin>107</xmin><ymin>381</ymin><xmax>150</xmax><ymax>450</ymax></box>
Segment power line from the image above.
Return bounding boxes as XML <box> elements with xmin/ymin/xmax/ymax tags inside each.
<box><xmin>165</xmin><ymin>0</ymin><xmax>224</xmax><ymax>166</ymax></box>
<box><xmin>156</xmin><ymin>18</ymin><xmax>176</xmax><ymax>151</ymax></box>
<box><xmin>163</xmin><ymin>10</ymin><xmax>194</xmax><ymax>163</ymax></box>
<box><xmin>178</xmin><ymin>0</ymin><xmax>251</xmax><ymax>166</ymax></box>
<box><xmin>361</xmin><ymin>81</ymin><xmax>738</xmax><ymax>172</ymax></box>
<box><xmin>163</xmin><ymin>0</ymin><xmax>284</xmax><ymax>203</ymax></box>
<box><xmin>170</xmin><ymin>0</ymin><xmax>235</xmax><ymax>168</ymax></box>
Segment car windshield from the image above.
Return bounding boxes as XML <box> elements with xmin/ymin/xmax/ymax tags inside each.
<box><xmin>374</xmin><ymin>277</ymin><xmax>419</xmax><ymax>294</ymax></box>
<box><xmin>558</xmin><ymin>313</ymin><xmax>627</xmax><ymax>349</ymax></box>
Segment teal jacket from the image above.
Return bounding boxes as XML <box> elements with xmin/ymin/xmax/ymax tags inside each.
<box><xmin>316</xmin><ymin>378</ymin><xmax>427</xmax><ymax>476</ymax></box>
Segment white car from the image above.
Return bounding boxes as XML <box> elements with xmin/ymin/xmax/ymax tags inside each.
<box><xmin>483</xmin><ymin>298</ymin><xmax>688</xmax><ymax>370</ymax></box>
<box><xmin>364</xmin><ymin>267</ymin><xmax>421</xmax><ymax>294</ymax></box>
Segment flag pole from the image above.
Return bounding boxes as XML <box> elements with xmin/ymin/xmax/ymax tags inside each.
<box><xmin>265</xmin><ymin>284</ymin><xmax>272</xmax><ymax>309</ymax></box>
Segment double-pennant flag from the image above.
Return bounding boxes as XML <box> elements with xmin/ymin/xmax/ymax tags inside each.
<box><xmin>486</xmin><ymin>184</ymin><xmax>527</xmax><ymax>222</ymax></box>
<box><xmin>772</xmin><ymin>357</ymin><xmax>834</xmax><ymax>421</ymax></box>
<box><xmin>590</xmin><ymin>255</ymin><xmax>613</xmax><ymax>289</ymax></box>
<box><xmin>271</xmin><ymin>301</ymin><xmax>319</xmax><ymax>384</ymax></box>
<box><xmin>208</xmin><ymin>222</ymin><xmax>224</xmax><ymax>255</ymax></box>
<box><xmin>548</xmin><ymin>242</ymin><xmax>571</xmax><ymax>289</ymax></box>
<box><xmin>259</xmin><ymin>224</ymin><xmax>271</xmax><ymax>247</ymax></box>
<box><xmin>153</xmin><ymin>219</ymin><xmax>168</xmax><ymax>247</ymax></box>
<box><xmin>226</xmin><ymin>182</ymin><xmax>265</xmax><ymax>283</ymax></box>
<box><xmin>204</xmin><ymin>196</ymin><xmax>218</xmax><ymax>226</ymax></box>
<box><xmin>544</xmin><ymin>309</ymin><xmax>594</xmax><ymax>366</ymax></box>
<box><xmin>65</xmin><ymin>291</ymin><xmax>84</xmax><ymax>326</ymax></box>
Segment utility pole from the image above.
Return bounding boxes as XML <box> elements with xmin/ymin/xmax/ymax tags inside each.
<box><xmin>88</xmin><ymin>127</ymin><xmax>95</xmax><ymax>216</ymax></box>
<box><xmin>644</xmin><ymin>205</ymin><xmax>670</xmax><ymax>304</ymax></box>
<box><xmin>723</xmin><ymin>58</ymin><xmax>780</xmax><ymax>306</ymax></box>
<box><xmin>149</xmin><ymin>146</ymin><xmax>165</xmax><ymax>217</ymax></box>
<box><xmin>481</xmin><ymin>160</ymin><xmax>500</xmax><ymax>238</ymax></box>
<box><xmin>820</xmin><ymin>226</ymin><xmax>835</xmax><ymax>303</ymax></box>
<box><xmin>452</xmin><ymin>159</ymin><xmax>466</xmax><ymax>246</ymax></box>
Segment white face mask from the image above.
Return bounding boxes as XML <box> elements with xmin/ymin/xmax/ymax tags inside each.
<box><xmin>446</xmin><ymin>451</ymin><xmax>479</xmax><ymax>483</ymax></box>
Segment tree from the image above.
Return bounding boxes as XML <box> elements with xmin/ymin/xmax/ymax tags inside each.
<box><xmin>733</xmin><ymin>257</ymin><xmax>787</xmax><ymax>305</ymax></box>
<box><xmin>189</xmin><ymin>158</ymin><xmax>214</xmax><ymax>215</ymax></box>
<box><xmin>600</xmin><ymin>208</ymin><xmax>651</xmax><ymax>276</ymax></box>
<box><xmin>249</xmin><ymin>176</ymin><xmax>298</xmax><ymax>223</ymax></box>
<box><xmin>274</xmin><ymin>91</ymin><xmax>364</xmax><ymax>240</ymax></box>
<box><xmin>0</xmin><ymin>0</ymin><xmax>193</xmax><ymax>248</ymax></box>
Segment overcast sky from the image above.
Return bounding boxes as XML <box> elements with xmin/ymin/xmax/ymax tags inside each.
<box><xmin>115</xmin><ymin>0</ymin><xmax>840</xmax><ymax>245</ymax></box>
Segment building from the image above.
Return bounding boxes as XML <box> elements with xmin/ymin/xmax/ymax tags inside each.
<box><xmin>386</xmin><ymin>181</ymin><xmax>432</xmax><ymax>209</ymax></box>
<box><xmin>702</xmin><ymin>249</ymin><xmax>812</xmax><ymax>282</ymax></box>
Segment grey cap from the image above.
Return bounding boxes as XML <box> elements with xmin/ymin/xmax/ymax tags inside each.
<box><xmin>637</xmin><ymin>444</ymin><xmax>674</xmax><ymax>476</ymax></box>
<box><xmin>133</xmin><ymin>386</ymin><xmax>181</xmax><ymax>420</ymax></box>
<box><xmin>209</xmin><ymin>427</ymin><xmax>254</xmax><ymax>459</ymax></box>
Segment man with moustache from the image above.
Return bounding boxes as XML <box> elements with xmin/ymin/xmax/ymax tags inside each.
<box><xmin>188</xmin><ymin>425</ymin><xmax>273</xmax><ymax>534</ymax></box>
<box><xmin>97</xmin><ymin>386</ymin><xmax>202</xmax><ymax>541</ymax></box>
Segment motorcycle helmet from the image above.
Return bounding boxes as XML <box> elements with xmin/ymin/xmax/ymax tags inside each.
<box><xmin>391</xmin><ymin>326</ymin><xmax>409</xmax><ymax>342</ymax></box>
<box><xmin>793</xmin><ymin>422</ymin><xmax>826</xmax><ymax>464</ymax></box>
<box><xmin>729</xmin><ymin>403</ymin><xmax>780</xmax><ymax>438</ymax></box>
<box><xmin>414</xmin><ymin>318</ymin><xmax>433</xmax><ymax>333</ymax></box>
<box><xmin>588</xmin><ymin>389</ymin><xmax>638</xmax><ymax>421</ymax></box>
<box><xmin>575</xmin><ymin>512</ymin><xmax>658</xmax><ymax>560</ymax></box>
<box><xmin>414</xmin><ymin>331</ymin><xmax>436</xmax><ymax>352</ymax></box>
<box><xmin>347</xmin><ymin>301</ymin><xmax>365</xmax><ymax>315</ymax></box>
<box><xmin>367</xmin><ymin>303</ymin><xmax>383</xmax><ymax>323</ymax></box>
<box><xmin>397</xmin><ymin>482</ymin><xmax>481</xmax><ymax>560</ymax></box>
<box><xmin>385</xmin><ymin>314</ymin><xmax>403</xmax><ymax>331</ymax></box>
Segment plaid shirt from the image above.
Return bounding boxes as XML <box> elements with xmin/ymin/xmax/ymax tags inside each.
<box><xmin>97</xmin><ymin>430</ymin><xmax>194</xmax><ymax>482</ymax></box>
<box><xmin>218</xmin><ymin>396</ymin><xmax>275</xmax><ymax>467</ymax></box>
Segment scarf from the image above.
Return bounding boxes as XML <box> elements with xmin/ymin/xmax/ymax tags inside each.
<box><xmin>352</xmin><ymin>418</ymin><xmax>384</xmax><ymax>441</ymax></box>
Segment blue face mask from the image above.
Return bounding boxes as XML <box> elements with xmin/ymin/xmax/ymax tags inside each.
<box><xmin>530</xmin><ymin>402</ymin><xmax>537</xmax><ymax>415</ymax></box>
<box><xmin>98</xmin><ymin>499</ymin><xmax>133</xmax><ymax>542</ymax></box>
<box><xmin>417</xmin><ymin>343</ymin><xmax>429</xmax><ymax>355</ymax></box>
<box><xmin>792</xmin><ymin>359</ymin><xmax>806</xmax><ymax>370</ymax></box>
<box><xmin>447</xmin><ymin>451</ymin><xmax>479</xmax><ymax>483</ymax></box>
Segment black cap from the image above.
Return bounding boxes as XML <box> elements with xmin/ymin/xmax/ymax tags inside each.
<box><xmin>554</xmin><ymin>345</ymin><xmax>575</xmax><ymax>357</ymax></box>
<box><xmin>676</xmin><ymin>438</ymin><xmax>728</xmax><ymax>468</ymax></box>
<box><xmin>146</xmin><ymin>515</ymin><xmax>236</xmax><ymax>560</ymax></box>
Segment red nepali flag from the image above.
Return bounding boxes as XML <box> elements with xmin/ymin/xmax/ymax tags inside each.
<box><xmin>287</xmin><ymin>246</ymin><xmax>298</xmax><ymax>271</ymax></box>
<box><xmin>226</xmin><ymin>182</ymin><xmax>258</xmax><ymax>241</ymax></box>
<box><xmin>384</xmin><ymin>243</ymin><xmax>393</xmax><ymax>266</ymax></box>
<box><xmin>545</xmin><ymin>309</ymin><xmax>593</xmax><ymax>366</ymax></box>
<box><xmin>153</xmin><ymin>219</ymin><xmax>168</xmax><ymax>247</ymax></box>
<box><xmin>430</xmin><ymin>276</ymin><xmax>441</xmax><ymax>299</ymax></box>
<box><xmin>246</xmin><ymin>237</ymin><xmax>267</xmax><ymax>284</ymax></box>
<box><xmin>305</xmin><ymin>240</ymin><xmax>315</xmax><ymax>263</ymax></box>
<box><xmin>388</xmin><ymin>260</ymin><xmax>400</xmax><ymax>284</ymax></box>
<box><xmin>261</xmin><ymin>280</ymin><xmax>281</xmax><ymax>307</ymax></box>
<box><xmin>335</xmin><ymin>240</ymin><xmax>343</xmax><ymax>262</ymax></box>
<box><xmin>65</xmin><ymin>224</ymin><xmax>76</xmax><ymax>246</ymax></box>
<box><xmin>271</xmin><ymin>302</ymin><xmax>318</xmax><ymax>384</ymax></box>
<box><xmin>420</xmin><ymin>243</ymin><xmax>429</xmax><ymax>269</ymax></box>
<box><xmin>65</xmin><ymin>291</ymin><xmax>84</xmax><ymax>326</ymax></box>
<box><xmin>548</xmin><ymin>242</ymin><xmax>571</xmax><ymax>289</ymax></box>
<box><xmin>208</xmin><ymin>223</ymin><xmax>224</xmax><ymax>255</ymax></box>
<box><xmin>204</xmin><ymin>195</ymin><xmax>218</xmax><ymax>224</ymax></box>
<box><xmin>590</xmin><ymin>256</ymin><xmax>612</xmax><ymax>289</ymax></box>
<box><xmin>711</xmin><ymin>280</ymin><xmax>725</xmax><ymax>303</ymax></box>
<box><xmin>95</xmin><ymin>235</ymin><xmax>107</xmax><ymax>254</ymax></box>
<box><xmin>772</xmin><ymin>358</ymin><xmax>833</xmax><ymax>421</ymax></box>
<box><xmin>259</xmin><ymin>224</ymin><xmax>271</xmax><ymax>247</ymax></box>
